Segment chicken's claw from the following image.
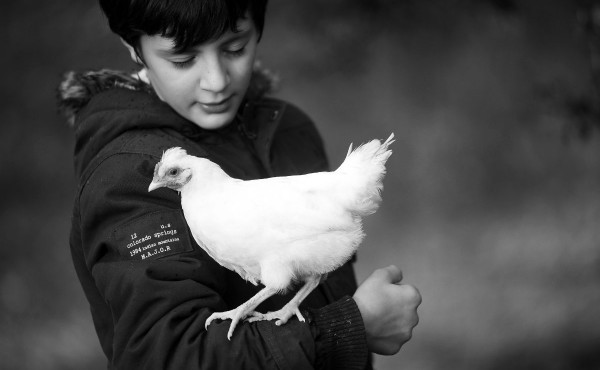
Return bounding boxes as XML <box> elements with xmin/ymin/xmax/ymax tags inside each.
<box><xmin>205</xmin><ymin>308</ymin><xmax>250</xmax><ymax>340</ymax></box>
<box><xmin>246</xmin><ymin>306</ymin><xmax>305</xmax><ymax>326</ymax></box>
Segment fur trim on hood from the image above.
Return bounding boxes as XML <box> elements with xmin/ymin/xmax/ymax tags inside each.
<box><xmin>57</xmin><ymin>62</ymin><xmax>279</xmax><ymax>126</ymax></box>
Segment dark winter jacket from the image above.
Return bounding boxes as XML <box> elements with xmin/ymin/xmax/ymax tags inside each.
<box><xmin>59</xmin><ymin>68</ymin><xmax>371</xmax><ymax>370</ymax></box>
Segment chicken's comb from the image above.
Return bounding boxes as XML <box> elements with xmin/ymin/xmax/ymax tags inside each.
<box><xmin>161</xmin><ymin>147</ymin><xmax>188</xmax><ymax>163</ymax></box>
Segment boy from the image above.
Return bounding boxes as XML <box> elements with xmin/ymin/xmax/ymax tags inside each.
<box><xmin>59</xmin><ymin>0</ymin><xmax>421</xmax><ymax>368</ymax></box>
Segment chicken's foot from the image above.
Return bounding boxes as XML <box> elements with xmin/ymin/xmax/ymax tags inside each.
<box><xmin>247</xmin><ymin>275</ymin><xmax>321</xmax><ymax>326</ymax></box>
<box><xmin>205</xmin><ymin>286</ymin><xmax>278</xmax><ymax>340</ymax></box>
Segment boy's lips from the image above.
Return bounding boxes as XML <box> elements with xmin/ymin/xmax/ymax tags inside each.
<box><xmin>198</xmin><ymin>96</ymin><xmax>233</xmax><ymax>114</ymax></box>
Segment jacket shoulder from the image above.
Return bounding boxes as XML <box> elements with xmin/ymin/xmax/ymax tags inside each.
<box><xmin>78</xmin><ymin>128</ymin><xmax>207</xmax><ymax>192</ymax></box>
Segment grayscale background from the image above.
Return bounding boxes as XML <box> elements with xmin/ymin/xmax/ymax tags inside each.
<box><xmin>1</xmin><ymin>0</ymin><xmax>599</xmax><ymax>369</ymax></box>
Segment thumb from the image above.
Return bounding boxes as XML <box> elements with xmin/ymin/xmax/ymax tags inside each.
<box><xmin>374</xmin><ymin>265</ymin><xmax>403</xmax><ymax>284</ymax></box>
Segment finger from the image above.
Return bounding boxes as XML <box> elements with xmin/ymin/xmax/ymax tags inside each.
<box><xmin>374</xmin><ymin>265</ymin><xmax>403</xmax><ymax>283</ymax></box>
<box><xmin>397</xmin><ymin>284</ymin><xmax>422</xmax><ymax>308</ymax></box>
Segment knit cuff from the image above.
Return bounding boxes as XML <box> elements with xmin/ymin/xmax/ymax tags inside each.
<box><xmin>309</xmin><ymin>296</ymin><xmax>369</xmax><ymax>370</ymax></box>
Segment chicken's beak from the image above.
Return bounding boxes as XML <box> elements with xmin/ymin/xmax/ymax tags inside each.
<box><xmin>148</xmin><ymin>178</ymin><xmax>164</xmax><ymax>192</ymax></box>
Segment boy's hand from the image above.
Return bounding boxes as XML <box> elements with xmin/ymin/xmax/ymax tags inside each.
<box><xmin>353</xmin><ymin>265</ymin><xmax>421</xmax><ymax>355</ymax></box>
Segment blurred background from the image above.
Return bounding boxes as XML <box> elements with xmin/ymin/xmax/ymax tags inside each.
<box><xmin>2</xmin><ymin>0</ymin><xmax>600</xmax><ymax>369</ymax></box>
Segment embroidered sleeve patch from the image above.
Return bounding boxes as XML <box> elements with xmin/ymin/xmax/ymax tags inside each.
<box><xmin>112</xmin><ymin>209</ymin><xmax>194</xmax><ymax>261</ymax></box>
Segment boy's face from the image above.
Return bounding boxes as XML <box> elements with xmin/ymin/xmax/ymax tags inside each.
<box><xmin>132</xmin><ymin>18</ymin><xmax>259</xmax><ymax>130</ymax></box>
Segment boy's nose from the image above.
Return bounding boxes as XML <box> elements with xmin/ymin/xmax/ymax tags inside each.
<box><xmin>199</xmin><ymin>56</ymin><xmax>230</xmax><ymax>93</ymax></box>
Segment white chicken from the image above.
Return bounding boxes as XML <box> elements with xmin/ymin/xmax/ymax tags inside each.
<box><xmin>148</xmin><ymin>133</ymin><xmax>394</xmax><ymax>339</ymax></box>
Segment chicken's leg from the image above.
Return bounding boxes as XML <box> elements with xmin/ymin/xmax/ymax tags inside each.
<box><xmin>205</xmin><ymin>286</ymin><xmax>278</xmax><ymax>340</ymax></box>
<box><xmin>247</xmin><ymin>275</ymin><xmax>322</xmax><ymax>326</ymax></box>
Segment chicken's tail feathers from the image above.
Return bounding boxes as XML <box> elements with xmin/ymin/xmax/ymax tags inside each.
<box><xmin>344</xmin><ymin>133</ymin><xmax>394</xmax><ymax>158</ymax></box>
<box><xmin>336</xmin><ymin>133</ymin><xmax>394</xmax><ymax>217</ymax></box>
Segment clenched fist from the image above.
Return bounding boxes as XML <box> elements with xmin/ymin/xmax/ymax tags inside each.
<box><xmin>353</xmin><ymin>265</ymin><xmax>422</xmax><ymax>355</ymax></box>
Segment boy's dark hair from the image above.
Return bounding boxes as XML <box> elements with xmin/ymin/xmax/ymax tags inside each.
<box><xmin>99</xmin><ymin>0</ymin><xmax>268</xmax><ymax>54</ymax></box>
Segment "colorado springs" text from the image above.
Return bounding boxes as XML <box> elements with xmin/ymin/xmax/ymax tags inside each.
<box><xmin>126</xmin><ymin>224</ymin><xmax>180</xmax><ymax>260</ymax></box>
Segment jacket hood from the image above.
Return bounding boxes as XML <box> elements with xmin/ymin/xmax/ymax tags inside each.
<box><xmin>57</xmin><ymin>64</ymin><xmax>278</xmax><ymax>177</ymax></box>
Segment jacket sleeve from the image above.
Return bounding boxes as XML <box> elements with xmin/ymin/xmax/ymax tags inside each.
<box><xmin>77</xmin><ymin>151</ymin><xmax>368</xmax><ymax>370</ymax></box>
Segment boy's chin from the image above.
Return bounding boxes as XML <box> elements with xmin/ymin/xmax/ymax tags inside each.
<box><xmin>188</xmin><ymin>111</ymin><xmax>236</xmax><ymax>130</ymax></box>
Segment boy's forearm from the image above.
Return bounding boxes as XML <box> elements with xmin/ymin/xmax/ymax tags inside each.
<box><xmin>309</xmin><ymin>296</ymin><xmax>370</xmax><ymax>369</ymax></box>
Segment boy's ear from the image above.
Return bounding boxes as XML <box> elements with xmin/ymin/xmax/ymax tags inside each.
<box><xmin>121</xmin><ymin>38</ymin><xmax>143</xmax><ymax>65</ymax></box>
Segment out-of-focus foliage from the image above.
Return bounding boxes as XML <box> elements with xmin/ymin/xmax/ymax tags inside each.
<box><xmin>1</xmin><ymin>1</ymin><xmax>599</xmax><ymax>369</ymax></box>
<box><xmin>569</xmin><ymin>0</ymin><xmax>600</xmax><ymax>138</ymax></box>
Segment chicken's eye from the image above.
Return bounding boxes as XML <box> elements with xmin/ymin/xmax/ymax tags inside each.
<box><xmin>168</xmin><ymin>168</ymin><xmax>179</xmax><ymax>177</ymax></box>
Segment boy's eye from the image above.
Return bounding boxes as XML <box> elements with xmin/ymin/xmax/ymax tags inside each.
<box><xmin>171</xmin><ymin>57</ymin><xmax>195</xmax><ymax>69</ymax></box>
<box><xmin>224</xmin><ymin>44</ymin><xmax>247</xmax><ymax>57</ymax></box>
